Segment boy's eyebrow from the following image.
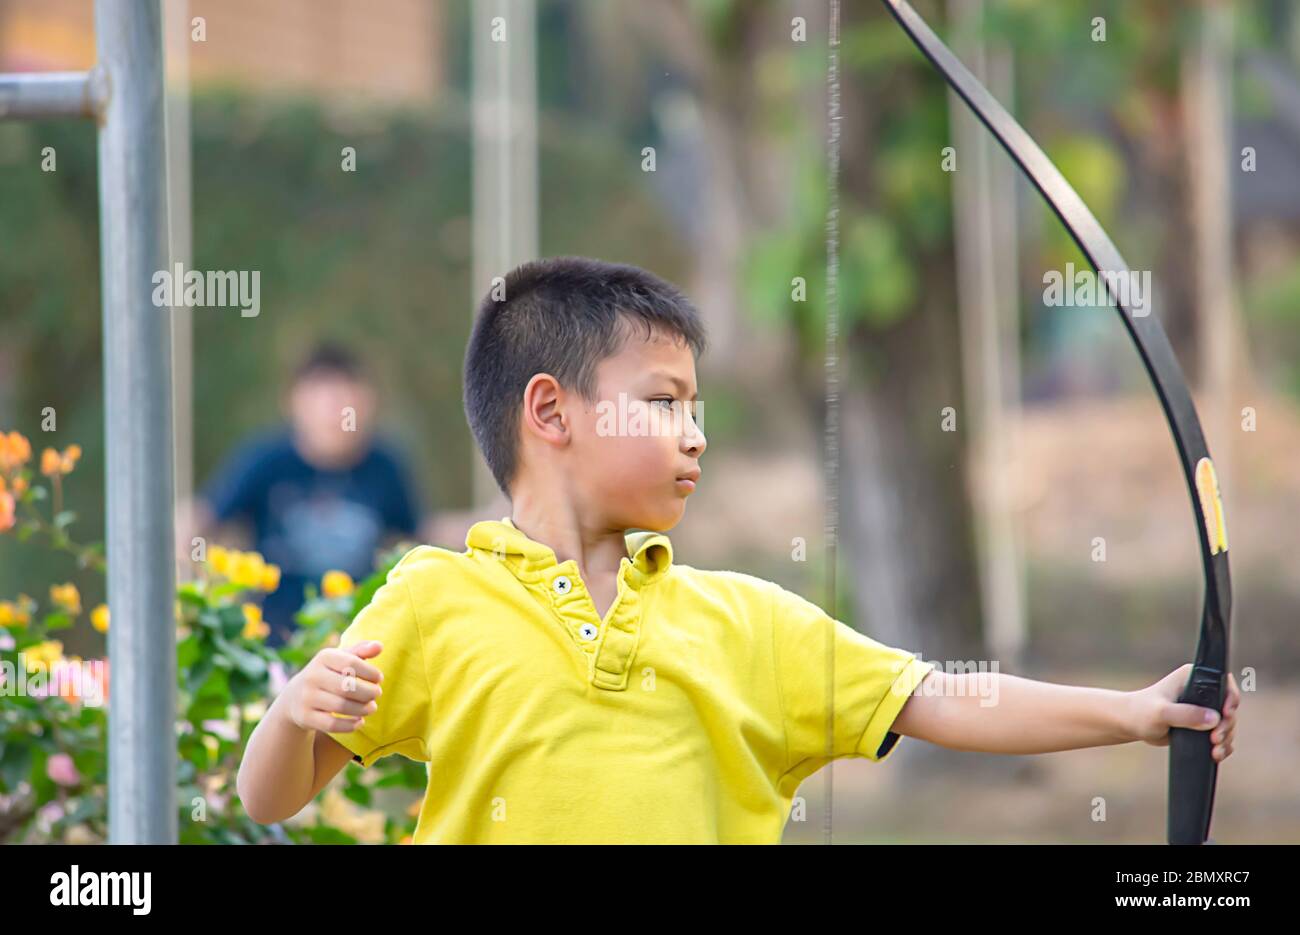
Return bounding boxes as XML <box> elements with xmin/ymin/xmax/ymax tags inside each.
<box><xmin>646</xmin><ymin>370</ymin><xmax>699</xmax><ymax>400</ymax></box>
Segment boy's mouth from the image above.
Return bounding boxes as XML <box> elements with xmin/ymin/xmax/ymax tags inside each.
<box><xmin>675</xmin><ymin>469</ymin><xmax>700</xmax><ymax>493</ymax></box>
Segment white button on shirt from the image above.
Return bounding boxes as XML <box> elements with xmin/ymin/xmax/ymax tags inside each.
<box><xmin>553</xmin><ymin>575</ymin><xmax>572</xmax><ymax>595</ymax></box>
<box><xmin>578</xmin><ymin>622</ymin><xmax>599</xmax><ymax>641</ymax></box>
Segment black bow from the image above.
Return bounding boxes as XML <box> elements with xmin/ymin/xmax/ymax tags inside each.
<box><xmin>880</xmin><ymin>0</ymin><xmax>1233</xmax><ymax>844</ymax></box>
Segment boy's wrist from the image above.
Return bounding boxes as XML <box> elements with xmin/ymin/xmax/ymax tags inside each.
<box><xmin>268</xmin><ymin>685</ymin><xmax>308</xmax><ymax>735</ymax></box>
<box><xmin>1115</xmin><ymin>689</ymin><xmax>1145</xmax><ymax>745</ymax></box>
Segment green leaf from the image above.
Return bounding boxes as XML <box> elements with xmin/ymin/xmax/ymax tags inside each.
<box><xmin>341</xmin><ymin>782</ymin><xmax>372</xmax><ymax>807</ymax></box>
<box><xmin>185</xmin><ymin>694</ymin><xmax>230</xmax><ymax>722</ymax></box>
<box><xmin>307</xmin><ymin>825</ymin><xmax>359</xmax><ymax>845</ymax></box>
<box><xmin>53</xmin><ymin>510</ymin><xmax>76</xmax><ymax>530</ymax></box>
<box><xmin>43</xmin><ymin>612</ymin><xmax>72</xmax><ymax>631</ymax></box>
<box><xmin>213</xmin><ymin>636</ymin><xmax>268</xmax><ymax>679</ymax></box>
<box><xmin>177</xmin><ymin>586</ymin><xmax>208</xmax><ymax>609</ymax></box>
<box><xmin>209</xmin><ymin>582</ymin><xmax>248</xmax><ymax>601</ymax></box>
<box><xmin>184</xmin><ymin>654</ymin><xmax>215</xmax><ymax>695</ymax></box>
<box><xmin>177</xmin><ymin>634</ymin><xmax>201</xmax><ymax>670</ymax></box>
<box><xmin>0</xmin><ymin>738</ymin><xmax>33</xmax><ymax>792</ymax></box>
<box><xmin>215</xmin><ymin>604</ymin><xmax>246</xmax><ymax>640</ymax></box>
<box><xmin>192</xmin><ymin>666</ymin><xmax>230</xmax><ymax>701</ymax></box>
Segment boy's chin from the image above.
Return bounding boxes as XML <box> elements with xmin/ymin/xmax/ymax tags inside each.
<box><xmin>626</xmin><ymin>503</ymin><xmax>686</xmax><ymax>533</ymax></box>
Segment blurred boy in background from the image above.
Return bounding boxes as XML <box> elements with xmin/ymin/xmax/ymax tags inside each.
<box><xmin>182</xmin><ymin>343</ymin><xmax>427</xmax><ymax>647</ymax></box>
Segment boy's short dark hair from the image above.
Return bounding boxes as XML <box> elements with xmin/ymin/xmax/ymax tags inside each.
<box><xmin>294</xmin><ymin>342</ymin><xmax>365</xmax><ymax>385</ymax></box>
<box><xmin>463</xmin><ymin>256</ymin><xmax>708</xmax><ymax>498</ymax></box>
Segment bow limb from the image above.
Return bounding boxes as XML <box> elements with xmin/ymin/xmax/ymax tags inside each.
<box><xmin>879</xmin><ymin>0</ymin><xmax>1233</xmax><ymax>844</ymax></box>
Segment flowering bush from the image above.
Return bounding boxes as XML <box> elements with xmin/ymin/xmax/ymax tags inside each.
<box><xmin>0</xmin><ymin>430</ymin><xmax>425</xmax><ymax>844</ymax></box>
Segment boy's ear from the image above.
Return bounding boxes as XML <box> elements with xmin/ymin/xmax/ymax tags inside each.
<box><xmin>521</xmin><ymin>373</ymin><xmax>569</xmax><ymax>446</ymax></box>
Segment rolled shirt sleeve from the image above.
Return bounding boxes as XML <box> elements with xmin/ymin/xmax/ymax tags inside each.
<box><xmin>329</xmin><ymin>547</ymin><xmax>434</xmax><ymax>767</ymax></box>
<box><xmin>770</xmin><ymin>581</ymin><xmax>935</xmax><ymax>771</ymax></box>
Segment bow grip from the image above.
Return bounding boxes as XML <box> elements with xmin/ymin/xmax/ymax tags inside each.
<box><xmin>1167</xmin><ymin>665</ymin><xmax>1224</xmax><ymax>845</ymax></box>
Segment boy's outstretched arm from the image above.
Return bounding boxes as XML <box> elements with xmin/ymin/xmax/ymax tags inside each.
<box><xmin>892</xmin><ymin>663</ymin><xmax>1240</xmax><ymax>759</ymax></box>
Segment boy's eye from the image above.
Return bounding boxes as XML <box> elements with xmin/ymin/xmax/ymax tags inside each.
<box><xmin>648</xmin><ymin>398</ymin><xmax>699</xmax><ymax>421</ymax></box>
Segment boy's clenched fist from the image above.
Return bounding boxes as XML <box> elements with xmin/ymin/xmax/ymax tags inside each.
<box><xmin>283</xmin><ymin>641</ymin><xmax>384</xmax><ymax>734</ymax></box>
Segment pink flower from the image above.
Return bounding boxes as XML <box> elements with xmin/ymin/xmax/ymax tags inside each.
<box><xmin>46</xmin><ymin>753</ymin><xmax>80</xmax><ymax>787</ymax></box>
<box><xmin>201</xmin><ymin>718</ymin><xmax>239</xmax><ymax>742</ymax></box>
<box><xmin>269</xmin><ymin>659</ymin><xmax>289</xmax><ymax>695</ymax></box>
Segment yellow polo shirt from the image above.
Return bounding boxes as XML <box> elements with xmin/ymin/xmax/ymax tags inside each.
<box><xmin>329</xmin><ymin>517</ymin><xmax>934</xmax><ymax>843</ymax></box>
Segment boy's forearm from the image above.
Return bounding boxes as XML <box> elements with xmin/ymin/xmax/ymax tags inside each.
<box><xmin>900</xmin><ymin>671</ymin><xmax>1136</xmax><ymax>754</ymax></box>
<box><xmin>236</xmin><ymin>695</ymin><xmax>320</xmax><ymax>823</ymax></box>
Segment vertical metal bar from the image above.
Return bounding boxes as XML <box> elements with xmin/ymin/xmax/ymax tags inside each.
<box><xmin>96</xmin><ymin>0</ymin><xmax>177</xmax><ymax>845</ymax></box>
<box><xmin>165</xmin><ymin>0</ymin><xmax>195</xmax><ymax>584</ymax></box>
<box><xmin>471</xmin><ymin>0</ymin><xmax>537</xmax><ymax>507</ymax></box>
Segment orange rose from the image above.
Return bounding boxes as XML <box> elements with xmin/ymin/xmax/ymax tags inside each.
<box><xmin>0</xmin><ymin>431</ymin><xmax>32</xmax><ymax>471</ymax></box>
<box><xmin>60</xmin><ymin>444</ymin><xmax>82</xmax><ymax>474</ymax></box>
<box><xmin>40</xmin><ymin>448</ymin><xmax>62</xmax><ymax>476</ymax></box>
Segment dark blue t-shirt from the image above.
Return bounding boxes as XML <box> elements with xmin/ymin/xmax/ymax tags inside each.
<box><xmin>201</xmin><ymin>429</ymin><xmax>422</xmax><ymax>647</ymax></box>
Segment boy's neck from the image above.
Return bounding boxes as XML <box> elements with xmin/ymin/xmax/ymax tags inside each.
<box><xmin>507</xmin><ymin>490</ymin><xmax>628</xmax><ymax>581</ymax></box>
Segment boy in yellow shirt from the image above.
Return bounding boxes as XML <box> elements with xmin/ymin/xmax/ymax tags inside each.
<box><xmin>237</xmin><ymin>256</ymin><xmax>1240</xmax><ymax>843</ymax></box>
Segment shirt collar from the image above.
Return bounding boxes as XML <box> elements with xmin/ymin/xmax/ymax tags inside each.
<box><xmin>466</xmin><ymin>516</ymin><xmax>674</xmax><ymax>588</ymax></box>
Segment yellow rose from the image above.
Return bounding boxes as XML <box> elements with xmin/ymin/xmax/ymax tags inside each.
<box><xmin>321</xmin><ymin>570</ymin><xmax>354</xmax><ymax>599</ymax></box>
<box><xmin>206</xmin><ymin>544</ymin><xmax>226</xmax><ymax>574</ymax></box>
<box><xmin>0</xmin><ymin>602</ymin><xmax>13</xmax><ymax>627</ymax></box>
<box><xmin>241</xmin><ymin>603</ymin><xmax>268</xmax><ymax>640</ymax></box>
<box><xmin>21</xmin><ymin>640</ymin><xmax>64</xmax><ymax>670</ymax></box>
<box><xmin>49</xmin><ymin>583</ymin><xmax>82</xmax><ymax>615</ymax></box>
<box><xmin>232</xmin><ymin>551</ymin><xmax>267</xmax><ymax>589</ymax></box>
<box><xmin>90</xmin><ymin>603</ymin><xmax>110</xmax><ymax>633</ymax></box>
<box><xmin>260</xmin><ymin>563</ymin><xmax>281</xmax><ymax>593</ymax></box>
<box><xmin>60</xmin><ymin>444</ymin><xmax>81</xmax><ymax>474</ymax></box>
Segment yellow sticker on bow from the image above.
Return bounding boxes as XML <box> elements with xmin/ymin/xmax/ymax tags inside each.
<box><xmin>1195</xmin><ymin>457</ymin><xmax>1228</xmax><ymax>555</ymax></box>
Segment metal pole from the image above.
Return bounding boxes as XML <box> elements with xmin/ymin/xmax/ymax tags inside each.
<box><xmin>96</xmin><ymin>0</ymin><xmax>177</xmax><ymax>845</ymax></box>
<box><xmin>165</xmin><ymin>0</ymin><xmax>195</xmax><ymax>584</ymax></box>
<box><xmin>0</xmin><ymin>71</ymin><xmax>99</xmax><ymax>120</ymax></box>
<box><xmin>471</xmin><ymin>0</ymin><xmax>537</xmax><ymax>508</ymax></box>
